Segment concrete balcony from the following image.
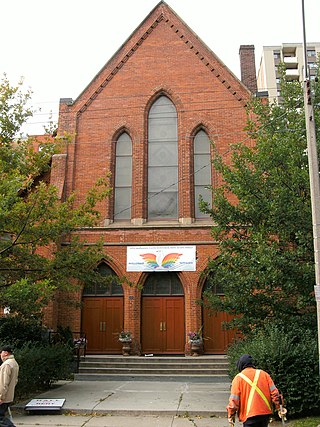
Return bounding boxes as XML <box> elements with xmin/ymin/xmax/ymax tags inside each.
<box><xmin>284</xmin><ymin>56</ymin><xmax>298</xmax><ymax>68</ymax></box>
<box><xmin>285</xmin><ymin>69</ymin><xmax>300</xmax><ymax>80</ymax></box>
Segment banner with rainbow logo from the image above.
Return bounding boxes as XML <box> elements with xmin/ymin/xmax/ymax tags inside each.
<box><xmin>126</xmin><ymin>246</ymin><xmax>196</xmax><ymax>272</ymax></box>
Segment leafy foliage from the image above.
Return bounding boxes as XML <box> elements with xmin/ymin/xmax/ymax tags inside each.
<box><xmin>227</xmin><ymin>324</ymin><xmax>320</xmax><ymax>416</ymax></box>
<box><xmin>0</xmin><ymin>74</ymin><xmax>113</xmax><ymax>317</ymax></box>
<box><xmin>203</xmin><ymin>65</ymin><xmax>320</xmax><ymax>333</ymax></box>
<box><xmin>12</xmin><ymin>343</ymin><xmax>74</xmax><ymax>398</ymax></box>
<box><xmin>0</xmin><ymin>316</ymin><xmax>48</xmax><ymax>348</ymax></box>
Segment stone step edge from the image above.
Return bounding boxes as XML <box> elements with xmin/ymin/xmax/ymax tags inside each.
<box><xmin>74</xmin><ymin>373</ymin><xmax>230</xmax><ymax>378</ymax></box>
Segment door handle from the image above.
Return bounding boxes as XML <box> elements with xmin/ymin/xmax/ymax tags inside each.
<box><xmin>160</xmin><ymin>322</ymin><xmax>163</xmax><ymax>331</ymax></box>
<box><xmin>163</xmin><ymin>322</ymin><xmax>166</xmax><ymax>331</ymax></box>
<box><xmin>99</xmin><ymin>322</ymin><xmax>106</xmax><ymax>331</ymax></box>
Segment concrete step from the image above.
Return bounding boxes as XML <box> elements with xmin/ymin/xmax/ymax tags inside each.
<box><xmin>75</xmin><ymin>355</ymin><xmax>230</xmax><ymax>381</ymax></box>
<box><xmin>79</xmin><ymin>361</ymin><xmax>228</xmax><ymax>368</ymax></box>
<box><xmin>78</xmin><ymin>367</ymin><xmax>228</xmax><ymax>375</ymax></box>
<box><xmin>74</xmin><ymin>374</ymin><xmax>230</xmax><ymax>382</ymax></box>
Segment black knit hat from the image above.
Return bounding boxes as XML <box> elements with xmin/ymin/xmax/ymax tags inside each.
<box><xmin>0</xmin><ymin>345</ymin><xmax>13</xmax><ymax>353</ymax></box>
<box><xmin>236</xmin><ymin>354</ymin><xmax>255</xmax><ymax>372</ymax></box>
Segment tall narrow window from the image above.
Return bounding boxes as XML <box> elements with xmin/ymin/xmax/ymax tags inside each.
<box><xmin>114</xmin><ymin>132</ymin><xmax>132</xmax><ymax>221</ymax></box>
<box><xmin>148</xmin><ymin>96</ymin><xmax>178</xmax><ymax>219</ymax></box>
<box><xmin>194</xmin><ymin>130</ymin><xmax>211</xmax><ymax>219</ymax></box>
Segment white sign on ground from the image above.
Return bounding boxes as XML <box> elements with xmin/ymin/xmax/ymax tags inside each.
<box><xmin>25</xmin><ymin>399</ymin><xmax>65</xmax><ymax>411</ymax></box>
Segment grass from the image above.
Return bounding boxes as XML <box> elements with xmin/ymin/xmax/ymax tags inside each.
<box><xmin>291</xmin><ymin>418</ymin><xmax>320</xmax><ymax>427</ymax></box>
<box><xmin>279</xmin><ymin>417</ymin><xmax>320</xmax><ymax>427</ymax></box>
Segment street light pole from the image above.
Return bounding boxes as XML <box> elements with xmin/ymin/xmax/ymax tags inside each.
<box><xmin>301</xmin><ymin>0</ymin><xmax>320</xmax><ymax>374</ymax></box>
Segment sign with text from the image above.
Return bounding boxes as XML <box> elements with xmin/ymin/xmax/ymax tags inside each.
<box><xmin>127</xmin><ymin>246</ymin><xmax>196</xmax><ymax>272</ymax></box>
<box><xmin>25</xmin><ymin>399</ymin><xmax>65</xmax><ymax>411</ymax></box>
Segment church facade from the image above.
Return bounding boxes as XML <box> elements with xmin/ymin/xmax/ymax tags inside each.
<box><xmin>48</xmin><ymin>2</ymin><xmax>253</xmax><ymax>355</ymax></box>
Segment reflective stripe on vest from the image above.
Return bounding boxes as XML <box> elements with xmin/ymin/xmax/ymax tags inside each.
<box><xmin>238</xmin><ymin>370</ymin><xmax>271</xmax><ymax>416</ymax></box>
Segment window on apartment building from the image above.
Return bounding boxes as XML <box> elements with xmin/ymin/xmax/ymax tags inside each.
<box><xmin>307</xmin><ymin>49</ymin><xmax>316</xmax><ymax>57</ymax></box>
<box><xmin>148</xmin><ymin>96</ymin><xmax>178</xmax><ymax>220</ymax></box>
<box><xmin>114</xmin><ymin>132</ymin><xmax>132</xmax><ymax>221</ymax></box>
<box><xmin>273</xmin><ymin>51</ymin><xmax>281</xmax><ymax>59</ymax></box>
<box><xmin>194</xmin><ymin>130</ymin><xmax>212</xmax><ymax>219</ymax></box>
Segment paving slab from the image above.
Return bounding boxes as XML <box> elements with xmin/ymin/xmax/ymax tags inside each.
<box><xmin>11</xmin><ymin>413</ymin><xmax>241</xmax><ymax>427</ymax></box>
<box><xmin>14</xmin><ymin>379</ymin><xmax>231</xmax><ymax>417</ymax></box>
<box><xmin>11</xmin><ymin>413</ymin><xmax>290</xmax><ymax>427</ymax></box>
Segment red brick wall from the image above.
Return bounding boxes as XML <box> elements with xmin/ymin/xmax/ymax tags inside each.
<box><xmin>50</xmin><ymin>3</ymin><xmax>251</xmax><ymax>353</ymax></box>
<box><xmin>239</xmin><ymin>45</ymin><xmax>257</xmax><ymax>94</ymax></box>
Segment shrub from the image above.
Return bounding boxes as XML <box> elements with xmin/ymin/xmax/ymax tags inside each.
<box><xmin>12</xmin><ymin>343</ymin><xmax>74</xmax><ymax>399</ymax></box>
<box><xmin>0</xmin><ymin>316</ymin><xmax>49</xmax><ymax>348</ymax></box>
<box><xmin>227</xmin><ymin>324</ymin><xmax>320</xmax><ymax>417</ymax></box>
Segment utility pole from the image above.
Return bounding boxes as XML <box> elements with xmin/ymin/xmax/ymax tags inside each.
<box><xmin>301</xmin><ymin>0</ymin><xmax>320</xmax><ymax>374</ymax></box>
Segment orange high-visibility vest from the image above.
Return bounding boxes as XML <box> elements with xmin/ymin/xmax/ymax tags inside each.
<box><xmin>227</xmin><ymin>367</ymin><xmax>279</xmax><ymax>422</ymax></box>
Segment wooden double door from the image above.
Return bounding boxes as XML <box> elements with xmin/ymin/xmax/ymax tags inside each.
<box><xmin>202</xmin><ymin>308</ymin><xmax>236</xmax><ymax>354</ymax></box>
<box><xmin>141</xmin><ymin>296</ymin><xmax>184</xmax><ymax>354</ymax></box>
<box><xmin>82</xmin><ymin>297</ymin><xmax>123</xmax><ymax>354</ymax></box>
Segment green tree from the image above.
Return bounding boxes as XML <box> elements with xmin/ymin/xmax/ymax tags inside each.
<box><xmin>203</xmin><ymin>65</ymin><xmax>320</xmax><ymax>334</ymax></box>
<box><xmin>0</xmin><ymin>74</ymin><xmax>112</xmax><ymax>318</ymax></box>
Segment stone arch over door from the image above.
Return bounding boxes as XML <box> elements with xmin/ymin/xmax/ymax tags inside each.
<box><xmin>202</xmin><ymin>276</ymin><xmax>236</xmax><ymax>354</ymax></box>
<box><xmin>81</xmin><ymin>263</ymin><xmax>124</xmax><ymax>354</ymax></box>
<box><xmin>141</xmin><ymin>272</ymin><xmax>185</xmax><ymax>354</ymax></box>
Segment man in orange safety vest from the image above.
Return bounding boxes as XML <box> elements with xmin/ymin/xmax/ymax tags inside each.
<box><xmin>227</xmin><ymin>354</ymin><xmax>286</xmax><ymax>426</ymax></box>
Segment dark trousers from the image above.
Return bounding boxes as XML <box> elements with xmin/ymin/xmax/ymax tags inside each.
<box><xmin>0</xmin><ymin>403</ymin><xmax>15</xmax><ymax>427</ymax></box>
<box><xmin>243</xmin><ymin>415</ymin><xmax>270</xmax><ymax>427</ymax></box>
<box><xmin>0</xmin><ymin>404</ymin><xmax>9</xmax><ymax>417</ymax></box>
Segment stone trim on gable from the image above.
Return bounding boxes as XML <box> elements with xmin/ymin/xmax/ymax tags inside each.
<box><xmin>74</xmin><ymin>5</ymin><xmax>249</xmax><ymax>118</ymax></box>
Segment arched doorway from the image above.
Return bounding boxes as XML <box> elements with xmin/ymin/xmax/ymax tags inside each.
<box><xmin>81</xmin><ymin>263</ymin><xmax>124</xmax><ymax>354</ymax></box>
<box><xmin>202</xmin><ymin>277</ymin><xmax>236</xmax><ymax>354</ymax></box>
<box><xmin>141</xmin><ymin>272</ymin><xmax>184</xmax><ymax>354</ymax></box>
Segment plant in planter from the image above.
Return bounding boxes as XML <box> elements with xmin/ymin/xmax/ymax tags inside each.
<box><xmin>187</xmin><ymin>331</ymin><xmax>202</xmax><ymax>344</ymax></box>
<box><xmin>119</xmin><ymin>331</ymin><xmax>132</xmax><ymax>356</ymax></box>
<box><xmin>118</xmin><ymin>331</ymin><xmax>132</xmax><ymax>342</ymax></box>
<box><xmin>188</xmin><ymin>330</ymin><xmax>203</xmax><ymax>356</ymax></box>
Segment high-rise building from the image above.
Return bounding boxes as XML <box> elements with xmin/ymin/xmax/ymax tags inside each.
<box><xmin>257</xmin><ymin>43</ymin><xmax>320</xmax><ymax>102</ymax></box>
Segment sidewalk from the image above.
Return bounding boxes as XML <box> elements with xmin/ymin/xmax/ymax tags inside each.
<box><xmin>11</xmin><ymin>378</ymin><xmax>242</xmax><ymax>426</ymax></box>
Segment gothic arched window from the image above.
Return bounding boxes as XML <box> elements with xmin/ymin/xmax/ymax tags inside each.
<box><xmin>114</xmin><ymin>132</ymin><xmax>132</xmax><ymax>220</ymax></box>
<box><xmin>194</xmin><ymin>130</ymin><xmax>211</xmax><ymax>219</ymax></box>
<box><xmin>148</xmin><ymin>96</ymin><xmax>178</xmax><ymax>219</ymax></box>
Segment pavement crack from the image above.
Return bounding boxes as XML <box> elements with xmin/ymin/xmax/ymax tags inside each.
<box><xmin>171</xmin><ymin>384</ymin><xmax>189</xmax><ymax>427</ymax></box>
<box><xmin>92</xmin><ymin>391</ymin><xmax>114</xmax><ymax>411</ymax></box>
<box><xmin>79</xmin><ymin>392</ymin><xmax>115</xmax><ymax>427</ymax></box>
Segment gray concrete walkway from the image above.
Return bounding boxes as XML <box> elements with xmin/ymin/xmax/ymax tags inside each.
<box><xmin>10</xmin><ymin>379</ymin><xmax>288</xmax><ymax>426</ymax></box>
<box><xmin>11</xmin><ymin>378</ymin><xmax>239</xmax><ymax>426</ymax></box>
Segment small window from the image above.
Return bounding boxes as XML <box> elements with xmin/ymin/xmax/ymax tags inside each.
<box><xmin>202</xmin><ymin>275</ymin><xmax>224</xmax><ymax>296</ymax></box>
<box><xmin>194</xmin><ymin>130</ymin><xmax>212</xmax><ymax>219</ymax></box>
<box><xmin>83</xmin><ymin>263</ymin><xmax>123</xmax><ymax>296</ymax></box>
<box><xmin>307</xmin><ymin>49</ymin><xmax>316</xmax><ymax>57</ymax></box>
<box><xmin>114</xmin><ymin>133</ymin><xmax>132</xmax><ymax>220</ymax></box>
<box><xmin>142</xmin><ymin>272</ymin><xmax>184</xmax><ymax>295</ymax></box>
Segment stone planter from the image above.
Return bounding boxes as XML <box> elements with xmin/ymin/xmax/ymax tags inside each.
<box><xmin>189</xmin><ymin>339</ymin><xmax>202</xmax><ymax>356</ymax></box>
<box><xmin>119</xmin><ymin>339</ymin><xmax>132</xmax><ymax>356</ymax></box>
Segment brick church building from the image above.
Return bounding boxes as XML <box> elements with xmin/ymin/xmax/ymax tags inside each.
<box><xmin>48</xmin><ymin>2</ymin><xmax>256</xmax><ymax>355</ymax></box>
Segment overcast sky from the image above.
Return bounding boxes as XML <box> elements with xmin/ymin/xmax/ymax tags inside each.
<box><xmin>2</xmin><ymin>0</ymin><xmax>320</xmax><ymax>135</ymax></box>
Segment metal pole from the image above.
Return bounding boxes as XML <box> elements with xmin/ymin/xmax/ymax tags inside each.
<box><xmin>301</xmin><ymin>0</ymin><xmax>320</xmax><ymax>375</ymax></box>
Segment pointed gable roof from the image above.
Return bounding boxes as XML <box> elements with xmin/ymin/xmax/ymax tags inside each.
<box><xmin>65</xmin><ymin>1</ymin><xmax>250</xmax><ymax>115</ymax></box>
